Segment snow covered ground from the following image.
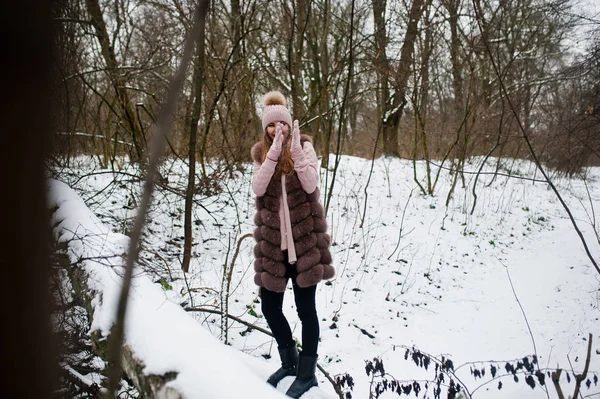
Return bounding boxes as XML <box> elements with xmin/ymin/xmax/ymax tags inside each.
<box><xmin>50</xmin><ymin>154</ymin><xmax>600</xmax><ymax>398</ymax></box>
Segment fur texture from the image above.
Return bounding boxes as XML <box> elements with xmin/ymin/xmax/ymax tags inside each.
<box><xmin>264</xmin><ymin>91</ymin><xmax>287</xmax><ymax>106</ymax></box>
<box><xmin>251</xmin><ymin>136</ymin><xmax>335</xmax><ymax>292</ymax></box>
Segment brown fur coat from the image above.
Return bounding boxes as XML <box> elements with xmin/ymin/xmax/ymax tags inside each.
<box><xmin>251</xmin><ymin>136</ymin><xmax>335</xmax><ymax>292</ymax></box>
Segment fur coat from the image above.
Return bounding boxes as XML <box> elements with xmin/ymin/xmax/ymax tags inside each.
<box><xmin>251</xmin><ymin>136</ymin><xmax>335</xmax><ymax>292</ymax></box>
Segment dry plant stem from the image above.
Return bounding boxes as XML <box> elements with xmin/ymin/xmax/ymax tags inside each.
<box><xmin>141</xmin><ymin>248</ymin><xmax>173</xmax><ymax>280</ymax></box>
<box><xmin>501</xmin><ymin>259</ymin><xmax>550</xmax><ymax>399</ymax></box>
<box><xmin>445</xmin><ymin>111</ymin><xmax>471</xmax><ymax>208</ymax></box>
<box><xmin>186</xmin><ymin>307</ymin><xmax>273</xmax><ymax>336</ymax></box>
<box><xmin>103</xmin><ymin>3</ymin><xmax>209</xmax><ymax>398</ymax></box>
<box><xmin>181</xmin><ymin>263</ymin><xmax>195</xmax><ymax>309</ymax></box>
<box><xmin>572</xmin><ymin>333</ymin><xmax>593</xmax><ymax>399</ymax></box>
<box><xmin>472</xmin><ymin>0</ymin><xmax>600</xmax><ymax>276</ymax></box>
<box><xmin>470</xmin><ymin>138</ymin><xmax>501</xmax><ymax>215</ymax></box>
<box><xmin>360</xmin><ymin>66</ymin><xmax>386</xmax><ymax>227</ymax></box>
<box><xmin>221</xmin><ymin>233</ymin><xmax>253</xmax><ymax>343</ymax></box>
<box><xmin>185</xmin><ymin>307</ymin><xmax>344</xmax><ymax>399</ymax></box>
<box><xmin>580</xmin><ymin>177</ymin><xmax>600</xmax><ymax>245</ymax></box>
<box><xmin>393</xmin><ymin>344</ymin><xmax>472</xmax><ymax>398</ymax></box>
<box><xmin>360</xmin><ymin>124</ymin><xmax>383</xmax><ymax>228</ymax></box>
<box><xmin>551</xmin><ymin>369</ymin><xmax>565</xmax><ymax>399</ymax></box>
<box><xmin>387</xmin><ymin>188</ymin><xmax>414</xmax><ymax>260</ymax></box>
<box><xmin>470</xmin><ymin>370</ymin><xmax>546</xmax><ymax>397</ymax></box>
<box><xmin>220</xmin><ymin>234</ymin><xmax>232</xmax><ymax>342</ymax></box>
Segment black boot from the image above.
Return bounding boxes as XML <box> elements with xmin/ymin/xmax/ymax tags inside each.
<box><xmin>267</xmin><ymin>346</ymin><xmax>299</xmax><ymax>387</ymax></box>
<box><xmin>285</xmin><ymin>354</ymin><xmax>318</xmax><ymax>398</ymax></box>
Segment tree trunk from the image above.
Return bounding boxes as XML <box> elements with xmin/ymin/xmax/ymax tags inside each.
<box><xmin>230</xmin><ymin>0</ymin><xmax>253</xmax><ymax>162</ymax></box>
<box><xmin>374</xmin><ymin>0</ymin><xmax>425</xmax><ymax>157</ymax></box>
<box><xmin>326</xmin><ymin>0</ymin><xmax>356</xmax><ymax>216</ymax></box>
<box><xmin>445</xmin><ymin>0</ymin><xmax>463</xmax><ymax>117</ymax></box>
<box><xmin>418</xmin><ymin>0</ymin><xmax>433</xmax><ymax>193</ymax></box>
<box><xmin>85</xmin><ymin>0</ymin><xmax>145</xmax><ymax>164</ymax></box>
<box><xmin>4</xmin><ymin>0</ymin><xmax>55</xmax><ymax>396</ymax></box>
<box><xmin>182</xmin><ymin>1</ymin><xmax>209</xmax><ymax>273</ymax></box>
<box><xmin>372</xmin><ymin>0</ymin><xmax>389</xmax><ymax>155</ymax></box>
<box><xmin>443</xmin><ymin>0</ymin><xmax>465</xmax><ymax>186</ymax></box>
<box><xmin>319</xmin><ymin>0</ymin><xmax>331</xmax><ymax>167</ymax></box>
<box><xmin>291</xmin><ymin>0</ymin><xmax>309</xmax><ymax>120</ymax></box>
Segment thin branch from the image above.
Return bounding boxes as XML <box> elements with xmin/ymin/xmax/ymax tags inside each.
<box><xmin>103</xmin><ymin>2</ymin><xmax>209</xmax><ymax>397</ymax></box>
<box><xmin>552</xmin><ymin>369</ymin><xmax>566</xmax><ymax>399</ymax></box>
<box><xmin>573</xmin><ymin>334</ymin><xmax>593</xmax><ymax>399</ymax></box>
<box><xmin>499</xmin><ymin>258</ymin><xmax>550</xmax><ymax>399</ymax></box>
<box><xmin>428</xmin><ymin>160</ymin><xmax>549</xmax><ymax>183</ymax></box>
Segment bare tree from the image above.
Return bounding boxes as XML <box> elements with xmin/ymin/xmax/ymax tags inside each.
<box><xmin>372</xmin><ymin>0</ymin><xmax>426</xmax><ymax>156</ymax></box>
<box><xmin>471</xmin><ymin>0</ymin><xmax>600</xmax><ymax>275</ymax></box>
<box><xmin>86</xmin><ymin>0</ymin><xmax>146</xmax><ymax>164</ymax></box>
<box><xmin>411</xmin><ymin>0</ymin><xmax>435</xmax><ymax>194</ymax></box>
<box><xmin>104</xmin><ymin>3</ymin><xmax>209</xmax><ymax>395</ymax></box>
<box><xmin>290</xmin><ymin>0</ymin><xmax>310</xmax><ymax>121</ymax></box>
<box><xmin>183</xmin><ymin>1</ymin><xmax>210</xmax><ymax>273</ymax></box>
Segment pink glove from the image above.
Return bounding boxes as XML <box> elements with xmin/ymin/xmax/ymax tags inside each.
<box><xmin>266</xmin><ymin>123</ymin><xmax>284</xmax><ymax>161</ymax></box>
<box><xmin>291</xmin><ymin>120</ymin><xmax>302</xmax><ymax>157</ymax></box>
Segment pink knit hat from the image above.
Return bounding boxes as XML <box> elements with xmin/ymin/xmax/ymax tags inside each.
<box><xmin>261</xmin><ymin>91</ymin><xmax>292</xmax><ymax>131</ymax></box>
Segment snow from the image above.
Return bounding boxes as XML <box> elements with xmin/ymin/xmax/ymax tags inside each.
<box><xmin>49</xmin><ymin>179</ymin><xmax>289</xmax><ymax>398</ymax></box>
<box><xmin>49</xmin><ymin>154</ymin><xmax>600</xmax><ymax>398</ymax></box>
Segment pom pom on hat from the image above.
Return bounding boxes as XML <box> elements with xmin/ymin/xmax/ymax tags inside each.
<box><xmin>262</xmin><ymin>90</ymin><xmax>292</xmax><ymax>131</ymax></box>
<box><xmin>264</xmin><ymin>91</ymin><xmax>287</xmax><ymax>107</ymax></box>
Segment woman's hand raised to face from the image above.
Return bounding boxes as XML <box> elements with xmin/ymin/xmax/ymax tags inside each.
<box><xmin>267</xmin><ymin>123</ymin><xmax>284</xmax><ymax>161</ymax></box>
<box><xmin>291</xmin><ymin>120</ymin><xmax>302</xmax><ymax>155</ymax></box>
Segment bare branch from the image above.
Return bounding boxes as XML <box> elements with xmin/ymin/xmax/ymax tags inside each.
<box><xmin>103</xmin><ymin>2</ymin><xmax>210</xmax><ymax>397</ymax></box>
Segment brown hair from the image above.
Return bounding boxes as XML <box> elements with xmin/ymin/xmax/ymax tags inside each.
<box><xmin>261</xmin><ymin>130</ymin><xmax>295</xmax><ymax>179</ymax></box>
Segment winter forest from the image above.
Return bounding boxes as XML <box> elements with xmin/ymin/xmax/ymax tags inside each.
<box><xmin>6</xmin><ymin>0</ymin><xmax>600</xmax><ymax>398</ymax></box>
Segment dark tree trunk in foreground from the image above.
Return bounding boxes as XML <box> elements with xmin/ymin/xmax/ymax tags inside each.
<box><xmin>1</xmin><ymin>1</ymin><xmax>56</xmax><ymax>397</ymax></box>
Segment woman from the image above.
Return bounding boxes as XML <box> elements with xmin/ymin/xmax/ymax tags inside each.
<box><xmin>251</xmin><ymin>91</ymin><xmax>335</xmax><ymax>398</ymax></box>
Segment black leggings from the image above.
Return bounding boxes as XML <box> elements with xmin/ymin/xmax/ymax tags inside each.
<box><xmin>260</xmin><ymin>257</ymin><xmax>319</xmax><ymax>356</ymax></box>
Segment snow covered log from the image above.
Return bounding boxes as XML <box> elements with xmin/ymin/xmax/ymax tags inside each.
<box><xmin>48</xmin><ymin>179</ymin><xmax>286</xmax><ymax>399</ymax></box>
<box><xmin>54</xmin><ymin>209</ymin><xmax>185</xmax><ymax>398</ymax></box>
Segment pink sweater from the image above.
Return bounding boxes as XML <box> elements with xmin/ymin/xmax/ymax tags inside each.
<box><xmin>251</xmin><ymin>141</ymin><xmax>319</xmax><ymax>263</ymax></box>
